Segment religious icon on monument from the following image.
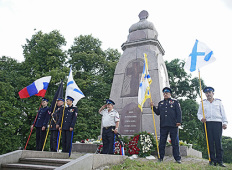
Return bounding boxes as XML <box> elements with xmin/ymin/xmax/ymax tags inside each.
<box><xmin>121</xmin><ymin>60</ymin><xmax>144</xmax><ymax>97</ymax></box>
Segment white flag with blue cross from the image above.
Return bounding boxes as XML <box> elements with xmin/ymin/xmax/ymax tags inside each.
<box><xmin>184</xmin><ymin>39</ymin><xmax>216</xmax><ymax>72</ymax></box>
<box><xmin>65</xmin><ymin>66</ymin><xmax>85</xmax><ymax>106</ymax></box>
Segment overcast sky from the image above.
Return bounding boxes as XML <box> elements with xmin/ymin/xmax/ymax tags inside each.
<box><xmin>0</xmin><ymin>0</ymin><xmax>232</xmax><ymax>137</ymax></box>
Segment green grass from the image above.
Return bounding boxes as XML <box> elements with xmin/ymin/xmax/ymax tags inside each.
<box><xmin>108</xmin><ymin>158</ymin><xmax>232</xmax><ymax>170</ymax></box>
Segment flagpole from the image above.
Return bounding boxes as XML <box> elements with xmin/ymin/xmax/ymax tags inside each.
<box><xmin>24</xmin><ymin>100</ymin><xmax>42</xmax><ymax>150</ymax></box>
<box><xmin>42</xmin><ymin>101</ymin><xmax>58</xmax><ymax>151</ymax></box>
<box><xmin>57</xmin><ymin>102</ymin><xmax>66</xmax><ymax>151</ymax></box>
<box><xmin>149</xmin><ymin>89</ymin><xmax>160</xmax><ymax>159</ymax></box>
<box><xmin>198</xmin><ymin>70</ymin><xmax>211</xmax><ymax>162</ymax></box>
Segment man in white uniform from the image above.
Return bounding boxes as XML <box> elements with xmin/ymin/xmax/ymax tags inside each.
<box><xmin>197</xmin><ymin>87</ymin><xmax>228</xmax><ymax>167</ymax></box>
<box><xmin>99</xmin><ymin>99</ymin><xmax>120</xmax><ymax>154</ymax></box>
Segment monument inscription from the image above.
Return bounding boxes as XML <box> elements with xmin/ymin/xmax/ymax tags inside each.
<box><xmin>119</xmin><ymin>102</ymin><xmax>141</xmax><ymax>135</ymax></box>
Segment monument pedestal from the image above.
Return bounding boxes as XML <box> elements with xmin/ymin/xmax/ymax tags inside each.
<box><xmin>72</xmin><ymin>143</ymin><xmax>98</xmax><ymax>153</ymax></box>
<box><xmin>165</xmin><ymin>146</ymin><xmax>202</xmax><ymax>158</ymax></box>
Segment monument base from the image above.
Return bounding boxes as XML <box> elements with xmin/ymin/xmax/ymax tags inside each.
<box><xmin>165</xmin><ymin>146</ymin><xmax>202</xmax><ymax>158</ymax></box>
<box><xmin>72</xmin><ymin>143</ymin><xmax>98</xmax><ymax>153</ymax></box>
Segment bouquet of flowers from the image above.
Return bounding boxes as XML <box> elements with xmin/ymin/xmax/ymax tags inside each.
<box><xmin>137</xmin><ymin>132</ymin><xmax>156</xmax><ymax>157</ymax></box>
<box><xmin>114</xmin><ymin>141</ymin><xmax>121</xmax><ymax>155</ymax></box>
<box><xmin>127</xmin><ymin>135</ymin><xmax>140</xmax><ymax>155</ymax></box>
<box><xmin>166</xmin><ymin>139</ymin><xmax>192</xmax><ymax>148</ymax></box>
<box><xmin>96</xmin><ymin>144</ymin><xmax>103</xmax><ymax>154</ymax></box>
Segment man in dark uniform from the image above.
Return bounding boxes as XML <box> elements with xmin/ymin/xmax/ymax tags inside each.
<box><xmin>150</xmin><ymin>87</ymin><xmax>182</xmax><ymax>163</ymax></box>
<box><xmin>197</xmin><ymin>87</ymin><xmax>228</xmax><ymax>167</ymax></box>
<box><xmin>50</xmin><ymin>98</ymin><xmax>64</xmax><ymax>152</ymax></box>
<box><xmin>98</xmin><ymin>99</ymin><xmax>120</xmax><ymax>154</ymax></box>
<box><xmin>58</xmin><ymin>96</ymin><xmax>78</xmax><ymax>153</ymax></box>
<box><xmin>31</xmin><ymin>98</ymin><xmax>50</xmax><ymax>151</ymax></box>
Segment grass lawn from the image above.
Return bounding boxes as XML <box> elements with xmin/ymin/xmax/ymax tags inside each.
<box><xmin>108</xmin><ymin>157</ymin><xmax>232</xmax><ymax>170</ymax></box>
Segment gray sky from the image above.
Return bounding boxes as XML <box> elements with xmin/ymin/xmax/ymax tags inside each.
<box><xmin>0</xmin><ymin>0</ymin><xmax>232</xmax><ymax>137</ymax></box>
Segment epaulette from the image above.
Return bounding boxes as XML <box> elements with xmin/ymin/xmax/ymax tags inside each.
<box><xmin>203</xmin><ymin>99</ymin><xmax>207</xmax><ymax>101</ymax></box>
<box><xmin>171</xmin><ymin>98</ymin><xmax>177</xmax><ymax>101</ymax></box>
<box><xmin>159</xmin><ymin>100</ymin><xmax>165</xmax><ymax>103</ymax></box>
<box><xmin>215</xmin><ymin>98</ymin><xmax>221</xmax><ymax>101</ymax></box>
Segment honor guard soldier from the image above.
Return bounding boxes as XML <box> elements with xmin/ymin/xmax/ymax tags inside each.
<box><xmin>98</xmin><ymin>99</ymin><xmax>120</xmax><ymax>154</ymax></box>
<box><xmin>58</xmin><ymin>96</ymin><xmax>78</xmax><ymax>153</ymax></box>
<box><xmin>50</xmin><ymin>98</ymin><xmax>64</xmax><ymax>152</ymax></box>
<box><xmin>150</xmin><ymin>87</ymin><xmax>182</xmax><ymax>163</ymax></box>
<box><xmin>31</xmin><ymin>98</ymin><xmax>50</xmax><ymax>151</ymax></box>
<box><xmin>197</xmin><ymin>87</ymin><xmax>228</xmax><ymax>167</ymax></box>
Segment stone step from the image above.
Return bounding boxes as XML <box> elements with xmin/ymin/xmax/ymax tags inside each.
<box><xmin>19</xmin><ymin>158</ymin><xmax>71</xmax><ymax>166</ymax></box>
<box><xmin>1</xmin><ymin>163</ymin><xmax>58</xmax><ymax>170</ymax></box>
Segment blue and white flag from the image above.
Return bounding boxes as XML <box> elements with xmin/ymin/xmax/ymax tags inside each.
<box><xmin>184</xmin><ymin>40</ymin><xmax>216</xmax><ymax>72</ymax></box>
<box><xmin>138</xmin><ymin>53</ymin><xmax>152</xmax><ymax>112</ymax></box>
<box><xmin>65</xmin><ymin>66</ymin><xmax>85</xmax><ymax>106</ymax></box>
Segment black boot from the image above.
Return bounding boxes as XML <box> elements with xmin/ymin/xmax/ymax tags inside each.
<box><xmin>209</xmin><ymin>161</ymin><xmax>216</xmax><ymax>166</ymax></box>
<box><xmin>158</xmin><ymin>158</ymin><xmax>163</xmax><ymax>162</ymax></box>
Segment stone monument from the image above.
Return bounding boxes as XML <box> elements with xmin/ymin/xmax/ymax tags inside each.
<box><xmin>109</xmin><ymin>10</ymin><xmax>169</xmax><ymax>137</ymax></box>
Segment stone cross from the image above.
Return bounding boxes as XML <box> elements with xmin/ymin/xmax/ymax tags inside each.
<box><xmin>125</xmin><ymin>61</ymin><xmax>143</xmax><ymax>97</ymax></box>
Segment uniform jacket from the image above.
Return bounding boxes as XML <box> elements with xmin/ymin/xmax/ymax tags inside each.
<box><xmin>197</xmin><ymin>98</ymin><xmax>228</xmax><ymax>125</ymax></box>
<box><xmin>100</xmin><ymin>109</ymin><xmax>120</xmax><ymax>127</ymax></box>
<box><xmin>153</xmin><ymin>98</ymin><xmax>182</xmax><ymax>128</ymax></box>
<box><xmin>50</xmin><ymin>106</ymin><xmax>63</xmax><ymax>130</ymax></box>
<box><xmin>34</xmin><ymin>106</ymin><xmax>50</xmax><ymax>128</ymax></box>
<box><xmin>58</xmin><ymin>105</ymin><xmax>78</xmax><ymax>130</ymax></box>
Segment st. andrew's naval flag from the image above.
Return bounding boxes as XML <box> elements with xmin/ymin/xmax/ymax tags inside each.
<box><xmin>138</xmin><ymin>53</ymin><xmax>152</xmax><ymax>111</ymax></box>
<box><xmin>184</xmin><ymin>40</ymin><xmax>216</xmax><ymax>72</ymax></box>
<box><xmin>65</xmin><ymin>66</ymin><xmax>85</xmax><ymax>106</ymax></box>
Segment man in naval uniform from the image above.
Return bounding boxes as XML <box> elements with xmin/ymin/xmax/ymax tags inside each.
<box><xmin>50</xmin><ymin>98</ymin><xmax>64</xmax><ymax>152</ymax></box>
<box><xmin>197</xmin><ymin>87</ymin><xmax>228</xmax><ymax>167</ymax></box>
<box><xmin>58</xmin><ymin>96</ymin><xmax>78</xmax><ymax>153</ymax></box>
<box><xmin>150</xmin><ymin>87</ymin><xmax>182</xmax><ymax>163</ymax></box>
<box><xmin>99</xmin><ymin>99</ymin><xmax>120</xmax><ymax>154</ymax></box>
<box><xmin>31</xmin><ymin>97</ymin><xmax>50</xmax><ymax>151</ymax></box>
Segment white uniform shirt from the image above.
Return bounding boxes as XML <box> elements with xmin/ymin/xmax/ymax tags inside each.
<box><xmin>197</xmin><ymin>99</ymin><xmax>228</xmax><ymax>125</ymax></box>
<box><xmin>100</xmin><ymin>109</ymin><xmax>120</xmax><ymax>127</ymax></box>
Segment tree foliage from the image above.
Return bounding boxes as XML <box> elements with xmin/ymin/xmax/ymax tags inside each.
<box><xmin>0</xmin><ymin>32</ymin><xmax>120</xmax><ymax>154</ymax></box>
<box><xmin>68</xmin><ymin>35</ymin><xmax>120</xmax><ymax>142</ymax></box>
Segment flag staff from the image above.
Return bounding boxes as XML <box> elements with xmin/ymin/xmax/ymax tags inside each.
<box><xmin>57</xmin><ymin>103</ymin><xmax>66</xmax><ymax>151</ymax></box>
<box><xmin>42</xmin><ymin>101</ymin><xmax>58</xmax><ymax>151</ymax></box>
<box><xmin>149</xmin><ymin>89</ymin><xmax>160</xmax><ymax>159</ymax></box>
<box><xmin>138</xmin><ymin>53</ymin><xmax>160</xmax><ymax>159</ymax></box>
<box><xmin>24</xmin><ymin>100</ymin><xmax>42</xmax><ymax>150</ymax></box>
<box><xmin>198</xmin><ymin>70</ymin><xmax>211</xmax><ymax>162</ymax></box>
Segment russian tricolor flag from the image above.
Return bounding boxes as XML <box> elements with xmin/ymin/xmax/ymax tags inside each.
<box><xmin>18</xmin><ymin>76</ymin><xmax>51</xmax><ymax>99</ymax></box>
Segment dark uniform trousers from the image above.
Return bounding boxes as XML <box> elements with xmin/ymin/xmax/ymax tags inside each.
<box><xmin>102</xmin><ymin>126</ymin><xmax>115</xmax><ymax>154</ymax></box>
<box><xmin>50</xmin><ymin>106</ymin><xmax>62</xmax><ymax>152</ymax></box>
<box><xmin>205</xmin><ymin>121</ymin><xmax>223</xmax><ymax>164</ymax></box>
<box><xmin>57</xmin><ymin>105</ymin><xmax>78</xmax><ymax>154</ymax></box>
<box><xmin>153</xmin><ymin>98</ymin><xmax>182</xmax><ymax>161</ymax></box>
<box><xmin>36</xmin><ymin>127</ymin><xmax>46</xmax><ymax>151</ymax></box>
<box><xmin>50</xmin><ymin>130</ymin><xmax>59</xmax><ymax>152</ymax></box>
<box><xmin>34</xmin><ymin>106</ymin><xmax>49</xmax><ymax>151</ymax></box>
<box><xmin>62</xmin><ymin>130</ymin><xmax>73</xmax><ymax>153</ymax></box>
<box><xmin>159</xmin><ymin>126</ymin><xmax>181</xmax><ymax>161</ymax></box>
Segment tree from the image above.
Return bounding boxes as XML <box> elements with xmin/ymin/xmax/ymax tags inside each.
<box><xmin>222</xmin><ymin>136</ymin><xmax>232</xmax><ymax>163</ymax></box>
<box><xmin>68</xmin><ymin>35</ymin><xmax>120</xmax><ymax>141</ymax></box>
<box><xmin>22</xmin><ymin>30</ymin><xmax>67</xmax><ymax>75</ymax></box>
<box><xmin>0</xmin><ymin>56</ymin><xmax>24</xmax><ymax>153</ymax></box>
<box><xmin>19</xmin><ymin>30</ymin><xmax>68</xmax><ymax>151</ymax></box>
